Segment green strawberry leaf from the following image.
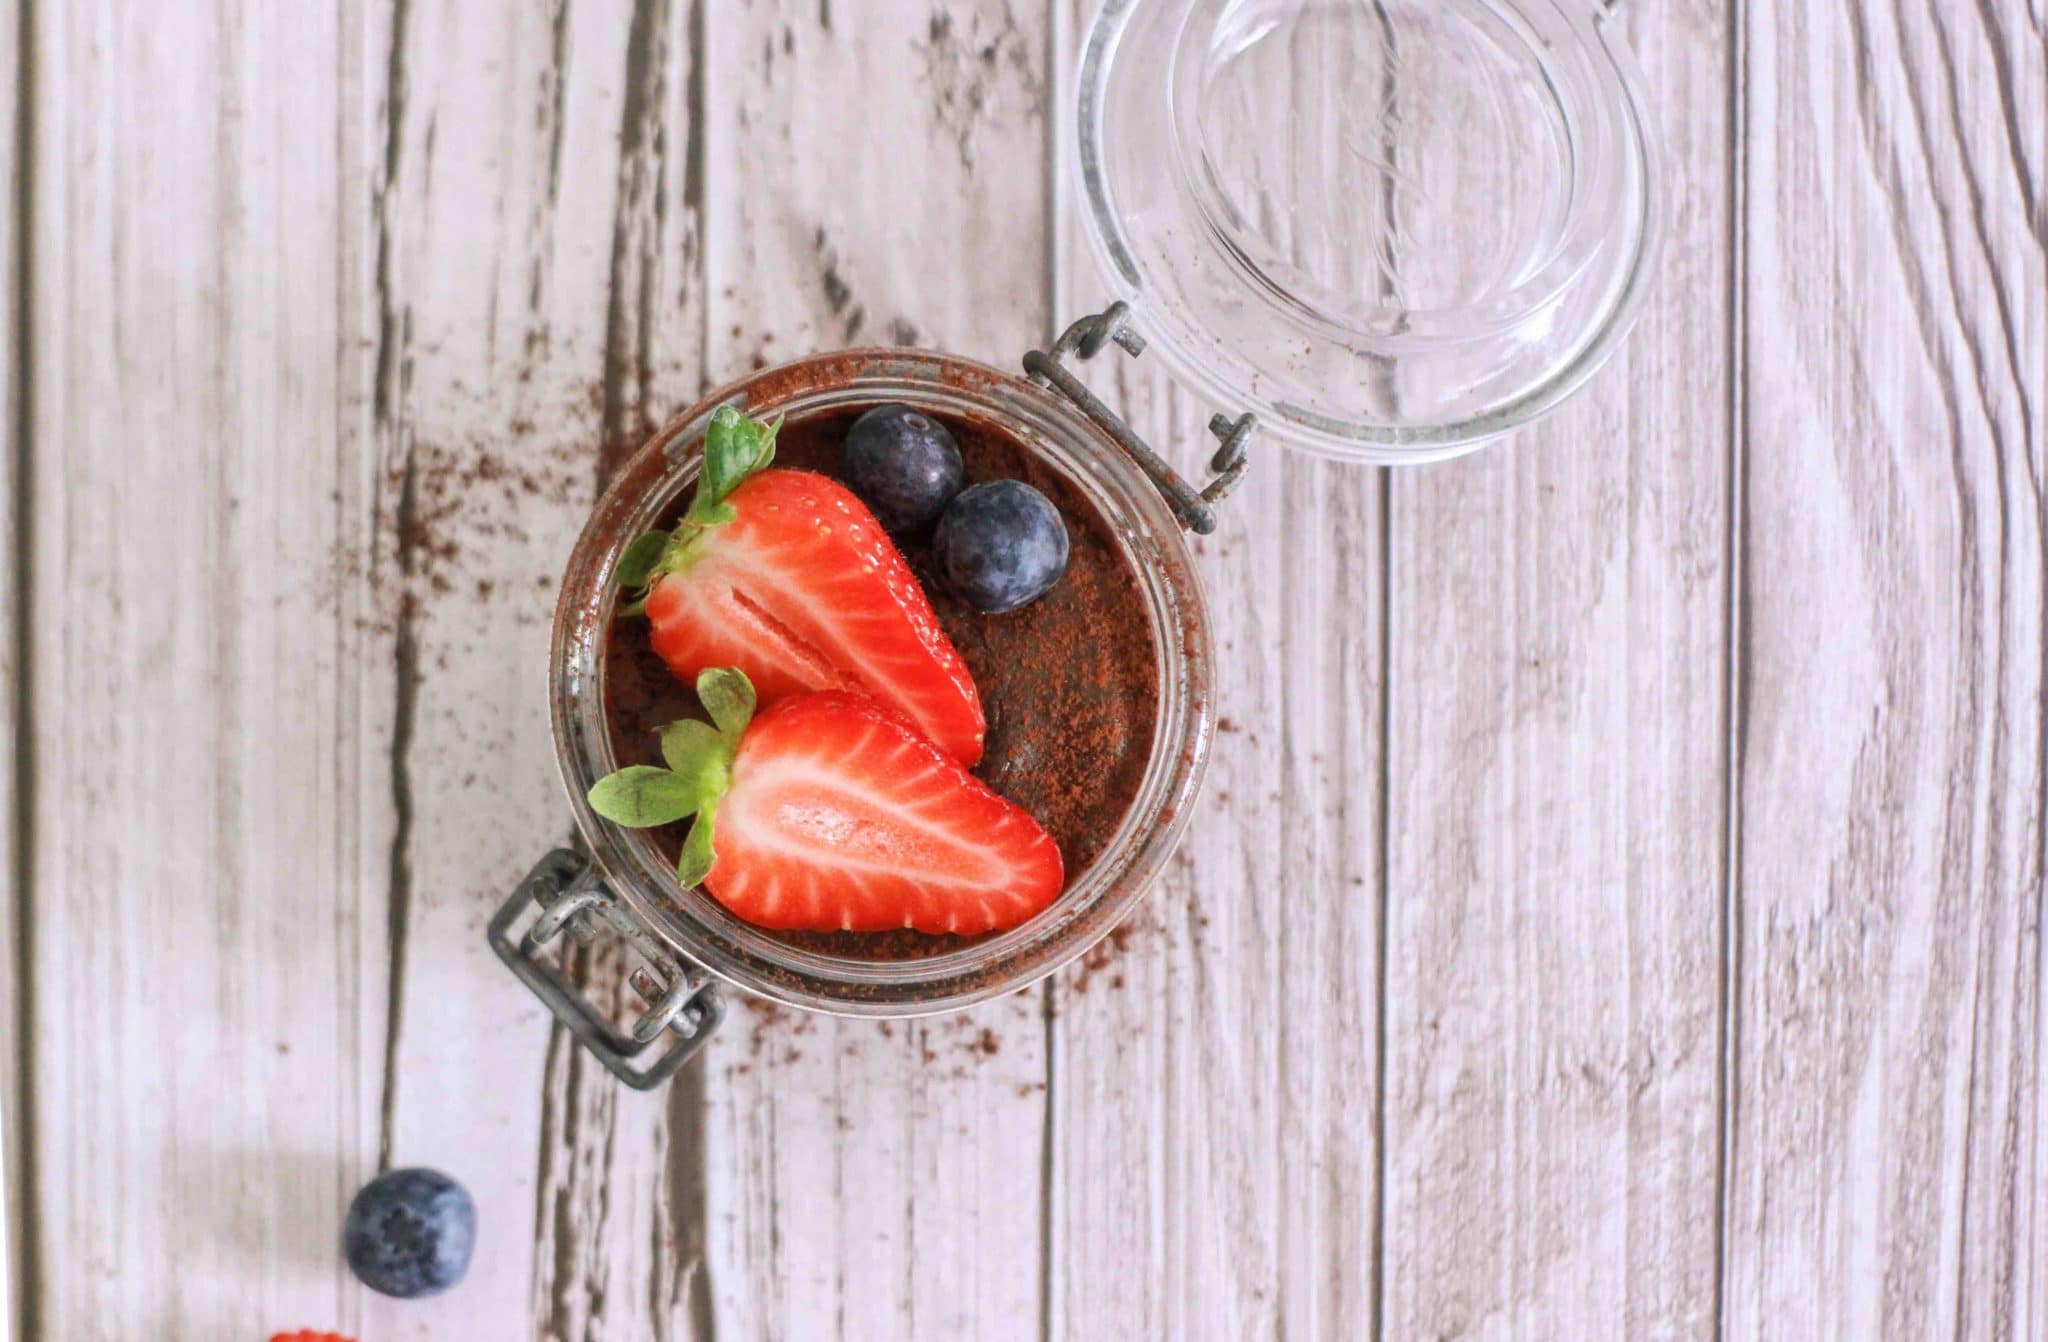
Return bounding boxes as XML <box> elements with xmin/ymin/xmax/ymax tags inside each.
<box><xmin>616</xmin><ymin>532</ymin><xmax>669</xmax><ymax>588</ymax></box>
<box><xmin>686</xmin><ymin>405</ymin><xmax>781</xmax><ymax>527</ymax></box>
<box><xmin>731</xmin><ymin>408</ymin><xmax>780</xmax><ymax>478</ymax></box>
<box><xmin>676</xmin><ymin>800</ymin><xmax>719</xmax><ymax>887</ymax></box>
<box><xmin>706</xmin><ymin>407</ymin><xmax>757</xmax><ymax>504</ymax></box>
<box><xmin>587</xmin><ymin>766</ymin><xmax>702</xmax><ymax>827</ymax></box>
<box><xmin>660</xmin><ymin>718</ymin><xmax>731</xmax><ymax>791</ymax></box>
<box><xmin>697</xmin><ymin>667</ymin><xmax>757</xmax><ymax>745</ymax></box>
<box><xmin>615</xmin><ymin>531</ymin><xmax>671</xmax><ymax>589</ymax></box>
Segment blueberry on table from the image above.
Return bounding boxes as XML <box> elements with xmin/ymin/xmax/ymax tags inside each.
<box><xmin>934</xmin><ymin>480</ymin><xmax>1070</xmax><ymax>614</ymax></box>
<box><xmin>343</xmin><ymin>1167</ymin><xmax>476</xmax><ymax>1299</ymax></box>
<box><xmin>841</xmin><ymin>402</ymin><xmax>964</xmax><ymax>531</ymax></box>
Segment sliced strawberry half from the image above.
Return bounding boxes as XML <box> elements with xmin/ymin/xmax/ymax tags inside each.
<box><xmin>715</xmin><ymin>691</ymin><xmax>1062</xmax><ymax>933</ymax></box>
<box><xmin>617</xmin><ymin>406</ymin><xmax>985</xmax><ymax>764</ymax></box>
<box><xmin>586</xmin><ymin>669</ymin><xmax>1063</xmax><ymax>936</ymax></box>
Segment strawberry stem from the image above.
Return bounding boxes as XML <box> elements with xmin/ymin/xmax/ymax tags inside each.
<box><xmin>585</xmin><ymin>668</ymin><xmax>757</xmax><ymax>887</ymax></box>
<box><xmin>613</xmin><ymin>406</ymin><xmax>781</xmax><ymax>615</ymax></box>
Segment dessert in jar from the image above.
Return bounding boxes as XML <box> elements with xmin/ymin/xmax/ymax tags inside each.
<box><xmin>601</xmin><ymin>401</ymin><xmax>1165</xmax><ymax>965</ymax></box>
<box><xmin>492</xmin><ymin>340</ymin><xmax>1228</xmax><ymax>1087</ymax></box>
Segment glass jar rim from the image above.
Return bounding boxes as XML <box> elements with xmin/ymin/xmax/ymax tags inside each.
<box><xmin>1076</xmin><ymin>0</ymin><xmax>1663</xmax><ymax>460</ymax></box>
<box><xmin>549</xmin><ymin>350</ymin><xmax>1216</xmax><ymax>1016</ymax></box>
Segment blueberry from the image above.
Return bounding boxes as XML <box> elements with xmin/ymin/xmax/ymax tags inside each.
<box><xmin>934</xmin><ymin>480</ymin><xmax>1070</xmax><ymax>614</ymax></box>
<box><xmin>343</xmin><ymin>1167</ymin><xmax>476</xmax><ymax>1299</ymax></box>
<box><xmin>841</xmin><ymin>403</ymin><xmax>964</xmax><ymax>531</ymax></box>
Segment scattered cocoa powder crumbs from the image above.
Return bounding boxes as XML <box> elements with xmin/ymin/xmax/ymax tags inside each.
<box><xmin>975</xmin><ymin>1027</ymin><xmax>1000</xmax><ymax>1056</ymax></box>
<box><xmin>325</xmin><ymin>420</ymin><xmax>593</xmax><ymax>637</ymax></box>
<box><xmin>744</xmin><ymin>1000</ymin><xmax>792</xmax><ymax>1055</ymax></box>
<box><xmin>1216</xmin><ymin>717</ymin><xmax>1239</xmax><ymax>733</ymax></box>
<box><xmin>1064</xmin><ymin>916</ymin><xmax>1148</xmax><ymax>995</ymax></box>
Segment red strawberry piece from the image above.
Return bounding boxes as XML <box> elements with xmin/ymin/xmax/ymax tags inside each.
<box><xmin>586</xmin><ymin>669</ymin><xmax>1062</xmax><ymax>936</ymax></box>
<box><xmin>621</xmin><ymin>406</ymin><xmax>985</xmax><ymax>764</ymax></box>
<box><xmin>711</xmin><ymin>692</ymin><xmax>1062</xmax><ymax>933</ymax></box>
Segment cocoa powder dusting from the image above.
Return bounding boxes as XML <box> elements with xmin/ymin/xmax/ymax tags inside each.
<box><xmin>1065</xmin><ymin>917</ymin><xmax>1141</xmax><ymax>994</ymax></box>
<box><xmin>325</xmin><ymin>420</ymin><xmax>587</xmax><ymax>633</ymax></box>
<box><xmin>601</xmin><ymin>406</ymin><xmax>1160</xmax><ymax>963</ymax></box>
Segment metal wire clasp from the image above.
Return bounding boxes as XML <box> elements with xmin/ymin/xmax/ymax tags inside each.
<box><xmin>1024</xmin><ymin>302</ymin><xmax>1253</xmax><ymax>535</ymax></box>
<box><xmin>488</xmin><ymin>850</ymin><xmax>724</xmax><ymax>1089</ymax></box>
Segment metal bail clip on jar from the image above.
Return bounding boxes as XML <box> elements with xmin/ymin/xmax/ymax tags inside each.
<box><xmin>490</xmin><ymin>0</ymin><xmax>1660</xmax><ymax>1086</ymax></box>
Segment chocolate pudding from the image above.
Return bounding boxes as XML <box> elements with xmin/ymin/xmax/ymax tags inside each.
<box><xmin>601</xmin><ymin>406</ymin><xmax>1161</xmax><ymax>960</ymax></box>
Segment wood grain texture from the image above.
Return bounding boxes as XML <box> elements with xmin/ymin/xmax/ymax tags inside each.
<box><xmin>1724</xmin><ymin>1</ymin><xmax>2046</xmax><ymax>1338</ymax></box>
<box><xmin>23</xmin><ymin>2</ymin><xmax>367</xmax><ymax>1336</ymax></box>
<box><xmin>693</xmin><ymin>4</ymin><xmax>1056</xmax><ymax>1338</ymax></box>
<box><xmin>1045</xmin><ymin>375</ymin><xmax>1389</xmax><ymax>1342</ymax></box>
<box><xmin>2</xmin><ymin>0</ymin><xmax>22</xmax><ymax>1335</ymax></box>
<box><xmin>1044</xmin><ymin>4</ymin><xmax>1386</xmax><ymax>1335</ymax></box>
<box><xmin>1377</xmin><ymin>4</ymin><xmax>1736</xmax><ymax>1339</ymax></box>
<box><xmin>355</xmin><ymin>2</ymin><xmax>709</xmax><ymax>1338</ymax></box>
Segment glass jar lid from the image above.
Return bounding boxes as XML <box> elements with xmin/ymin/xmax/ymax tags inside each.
<box><xmin>1076</xmin><ymin>0</ymin><xmax>1659</xmax><ymax>461</ymax></box>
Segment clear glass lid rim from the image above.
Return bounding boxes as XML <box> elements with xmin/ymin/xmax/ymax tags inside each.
<box><xmin>1072</xmin><ymin>0</ymin><xmax>1664</xmax><ymax>455</ymax></box>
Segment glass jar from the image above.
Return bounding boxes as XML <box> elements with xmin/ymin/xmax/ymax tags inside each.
<box><xmin>491</xmin><ymin>0</ymin><xmax>1661</xmax><ymax>1085</ymax></box>
<box><xmin>491</xmin><ymin>339</ymin><xmax>1229</xmax><ymax>1086</ymax></box>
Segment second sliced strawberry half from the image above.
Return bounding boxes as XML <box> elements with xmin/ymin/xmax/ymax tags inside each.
<box><xmin>616</xmin><ymin>406</ymin><xmax>985</xmax><ymax>764</ymax></box>
<box><xmin>587</xmin><ymin>668</ymin><xmax>1063</xmax><ymax>936</ymax></box>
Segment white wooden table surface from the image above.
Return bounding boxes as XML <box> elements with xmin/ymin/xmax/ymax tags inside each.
<box><xmin>3</xmin><ymin>1</ymin><xmax>2043</xmax><ymax>1338</ymax></box>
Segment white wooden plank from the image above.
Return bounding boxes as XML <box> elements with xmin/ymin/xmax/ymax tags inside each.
<box><xmin>0</xmin><ymin>0</ymin><xmax>22</xmax><ymax>1334</ymax></box>
<box><xmin>695</xmin><ymin>3</ymin><xmax>1055</xmax><ymax>1338</ymax></box>
<box><xmin>1376</xmin><ymin>4</ymin><xmax>1737</xmax><ymax>1339</ymax></box>
<box><xmin>350</xmin><ymin>1</ymin><xmax>711</xmax><ymax>1338</ymax></box>
<box><xmin>1048</xmin><ymin>376</ymin><xmax>1388</xmax><ymax>1342</ymax></box>
<box><xmin>515</xmin><ymin>3</ymin><xmax>719</xmax><ymax>1338</ymax></box>
<box><xmin>1045</xmin><ymin>3</ymin><xmax>1387</xmax><ymax>1335</ymax></box>
<box><xmin>1725</xmin><ymin>0</ymin><xmax>2046</xmax><ymax>1337</ymax></box>
<box><xmin>26</xmin><ymin>1</ymin><xmax>367</xmax><ymax>1336</ymax></box>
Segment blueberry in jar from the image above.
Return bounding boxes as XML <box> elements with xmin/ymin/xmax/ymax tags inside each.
<box><xmin>840</xmin><ymin>403</ymin><xmax>965</xmax><ymax>532</ymax></box>
<box><xmin>342</xmin><ymin>1167</ymin><xmax>477</xmax><ymax>1299</ymax></box>
<box><xmin>934</xmin><ymin>480</ymin><xmax>1070</xmax><ymax>614</ymax></box>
